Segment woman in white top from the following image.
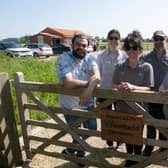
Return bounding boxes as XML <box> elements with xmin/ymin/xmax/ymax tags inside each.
<box><xmin>97</xmin><ymin>29</ymin><xmax>127</xmax><ymax>151</ymax></box>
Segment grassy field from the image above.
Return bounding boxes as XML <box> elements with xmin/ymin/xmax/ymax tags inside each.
<box><xmin>99</xmin><ymin>41</ymin><xmax>168</xmax><ymax>51</ymax></box>
<box><xmin>0</xmin><ymin>54</ymin><xmax>58</xmax><ymax>133</ymax></box>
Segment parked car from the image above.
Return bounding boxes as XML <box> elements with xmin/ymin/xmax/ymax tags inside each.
<box><xmin>0</xmin><ymin>42</ymin><xmax>33</xmax><ymax>58</ymax></box>
<box><xmin>25</xmin><ymin>43</ymin><xmax>53</xmax><ymax>57</ymax></box>
<box><xmin>52</xmin><ymin>43</ymin><xmax>71</xmax><ymax>55</ymax></box>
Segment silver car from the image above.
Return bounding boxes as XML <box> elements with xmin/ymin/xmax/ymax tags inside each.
<box><xmin>0</xmin><ymin>42</ymin><xmax>33</xmax><ymax>58</ymax></box>
<box><xmin>26</xmin><ymin>43</ymin><xmax>53</xmax><ymax>57</ymax></box>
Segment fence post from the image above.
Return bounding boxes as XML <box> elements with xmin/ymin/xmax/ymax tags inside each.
<box><xmin>0</xmin><ymin>72</ymin><xmax>23</xmax><ymax>167</ymax></box>
<box><xmin>13</xmin><ymin>72</ymin><xmax>31</xmax><ymax>159</ymax></box>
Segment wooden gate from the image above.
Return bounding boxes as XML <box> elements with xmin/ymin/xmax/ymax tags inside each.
<box><xmin>0</xmin><ymin>73</ymin><xmax>22</xmax><ymax>168</ymax></box>
<box><xmin>13</xmin><ymin>72</ymin><xmax>168</xmax><ymax>168</ymax></box>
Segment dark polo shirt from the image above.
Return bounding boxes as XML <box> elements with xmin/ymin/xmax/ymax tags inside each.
<box><xmin>113</xmin><ymin>59</ymin><xmax>154</xmax><ymax>114</ymax></box>
<box><xmin>143</xmin><ymin>50</ymin><xmax>168</xmax><ymax>91</ymax></box>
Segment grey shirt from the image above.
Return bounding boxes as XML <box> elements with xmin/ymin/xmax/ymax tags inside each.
<box><xmin>113</xmin><ymin>59</ymin><xmax>154</xmax><ymax>114</ymax></box>
<box><xmin>143</xmin><ymin>50</ymin><xmax>168</xmax><ymax>91</ymax></box>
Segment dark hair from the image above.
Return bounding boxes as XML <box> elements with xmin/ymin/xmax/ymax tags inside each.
<box><xmin>123</xmin><ymin>30</ymin><xmax>143</xmax><ymax>51</ymax></box>
<box><xmin>107</xmin><ymin>29</ymin><xmax>121</xmax><ymax>39</ymax></box>
<box><xmin>72</xmin><ymin>34</ymin><xmax>89</xmax><ymax>46</ymax></box>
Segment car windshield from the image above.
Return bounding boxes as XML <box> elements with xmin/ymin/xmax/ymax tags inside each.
<box><xmin>4</xmin><ymin>43</ymin><xmax>21</xmax><ymax>48</ymax></box>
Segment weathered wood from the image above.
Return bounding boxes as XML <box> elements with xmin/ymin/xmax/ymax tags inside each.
<box><xmin>101</xmin><ymin>110</ymin><xmax>144</xmax><ymax>145</ymax></box>
<box><xmin>13</xmin><ymin>72</ymin><xmax>31</xmax><ymax>159</ymax></box>
<box><xmin>0</xmin><ymin>72</ymin><xmax>22</xmax><ymax>167</ymax></box>
<box><xmin>23</xmin><ymin>89</ymin><xmax>112</xmax><ymax>168</ymax></box>
<box><xmin>13</xmin><ymin>72</ymin><xmax>168</xmax><ymax>167</ymax></box>
<box><xmin>18</xmin><ymin>81</ymin><xmax>168</xmax><ymax>104</ymax></box>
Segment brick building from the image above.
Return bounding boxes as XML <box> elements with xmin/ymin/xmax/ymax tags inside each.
<box><xmin>30</xmin><ymin>27</ymin><xmax>92</xmax><ymax>46</ymax></box>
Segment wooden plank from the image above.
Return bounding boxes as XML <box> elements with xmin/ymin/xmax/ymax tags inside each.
<box><xmin>101</xmin><ymin>110</ymin><xmax>143</xmax><ymax>145</ymax></box>
<box><xmin>25</xmin><ymin>103</ymin><xmax>98</xmax><ymax>118</ymax></box>
<box><xmin>0</xmin><ymin>72</ymin><xmax>23</xmax><ymax>167</ymax></box>
<box><xmin>31</xmin><ymin>148</ymin><xmax>119</xmax><ymax>168</ymax></box>
<box><xmin>132</xmin><ymin>149</ymin><xmax>168</xmax><ymax>168</ymax></box>
<box><xmin>12</xmin><ymin>73</ymin><xmax>168</xmax><ymax>167</ymax></box>
<box><xmin>18</xmin><ymin>81</ymin><xmax>168</xmax><ymax>104</ymax></box>
<box><xmin>13</xmin><ymin>72</ymin><xmax>31</xmax><ymax>159</ymax></box>
<box><xmin>23</xmin><ymin>89</ymin><xmax>112</xmax><ymax>168</ymax></box>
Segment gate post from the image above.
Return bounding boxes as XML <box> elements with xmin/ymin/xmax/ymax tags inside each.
<box><xmin>0</xmin><ymin>72</ymin><xmax>23</xmax><ymax>167</ymax></box>
<box><xmin>13</xmin><ymin>72</ymin><xmax>31</xmax><ymax>159</ymax></box>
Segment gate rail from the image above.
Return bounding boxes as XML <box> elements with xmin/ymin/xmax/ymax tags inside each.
<box><xmin>3</xmin><ymin>71</ymin><xmax>168</xmax><ymax>167</ymax></box>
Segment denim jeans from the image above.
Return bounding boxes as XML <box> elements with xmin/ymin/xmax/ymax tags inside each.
<box><xmin>64</xmin><ymin>106</ymin><xmax>97</xmax><ymax>157</ymax></box>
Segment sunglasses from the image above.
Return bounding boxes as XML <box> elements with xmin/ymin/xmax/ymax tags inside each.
<box><xmin>153</xmin><ymin>37</ymin><xmax>165</xmax><ymax>42</ymax></box>
<box><xmin>108</xmin><ymin>37</ymin><xmax>119</xmax><ymax>41</ymax></box>
<box><xmin>125</xmin><ymin>46</ymin><xmax>139</xmax><ymax>51</ymax></box>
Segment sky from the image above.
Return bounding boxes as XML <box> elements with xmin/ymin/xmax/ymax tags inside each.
<box><xmin>1</xmin><ymin>0</ymin><xmax>168</xmax><ymax>40</ymax></box>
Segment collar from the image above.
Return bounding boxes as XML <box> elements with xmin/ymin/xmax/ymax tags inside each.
<box><xmin>107</xmin><ymin>48</ymin><xmax>121</xmax><ymax>57</ymax></box>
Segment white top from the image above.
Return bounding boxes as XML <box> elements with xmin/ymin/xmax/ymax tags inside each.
<box><xmin>97</xmin><ymin>49</ymin><xmax>127</xmax><ymax>88</ymax></box>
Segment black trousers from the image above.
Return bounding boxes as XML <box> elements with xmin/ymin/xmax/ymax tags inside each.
<box><xmin>143</xmin><ymin>103</ymin><xmax>166</xmax><ymax>155</ymax></box>
<box><xmin>126</xmin><ymin>144</ymin><xmax>142</xmax><ymax>155</ymax></box>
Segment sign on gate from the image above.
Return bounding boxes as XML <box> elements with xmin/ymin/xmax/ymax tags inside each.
<box><xmin>101</xmin><ymin>110</ymin><xmax>144</xmax><ymax>145</ymax></box>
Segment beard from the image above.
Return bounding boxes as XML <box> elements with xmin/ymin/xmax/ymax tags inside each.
<box><xmin>155</xmin><ymin>43</ymin><xmax>165</xmax><ymax>52</ymax></box>
<box><xmin>73</xmin><ymin>48</ymin><xmax>87</xmax><ymax>59</ymax></box>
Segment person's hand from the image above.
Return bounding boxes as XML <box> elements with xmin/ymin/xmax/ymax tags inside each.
<box><xmin>118</xmin><ymin>82</ymin><xmax>135</xmax><ymax>96</ymax></box>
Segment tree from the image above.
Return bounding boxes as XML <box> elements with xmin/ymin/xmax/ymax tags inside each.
<box><xmin>20</xmin><ymin>35</ymin><xmax>30</xmax><ymax>45</ymax></box>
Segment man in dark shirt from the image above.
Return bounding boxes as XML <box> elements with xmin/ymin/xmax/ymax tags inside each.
<box><xmin>143</xmin><ymin>30</ymin><xmax>168</xmax><ymax>156</ymax></box>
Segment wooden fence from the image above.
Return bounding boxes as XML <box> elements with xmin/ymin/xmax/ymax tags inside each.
<box><xmin>0</xmin><ymin>73</ymin><xmax>22</xmax><ymax>168</ymax></box>
<box><xmin>1</xmin><ymin>71</ymin><xmax>168</xmax><ymax>167</ymax></box>
<box><xmin>13</xmin><ymin>72</ymin><xmax>168</xmax><ymax>168</ymax></box>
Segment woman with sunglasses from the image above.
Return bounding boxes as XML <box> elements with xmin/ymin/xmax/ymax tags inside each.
<box><xmin>97</xmin><ymin>29</ymin><xmax>127</xmax><ymax>151</ymax></box>
<box><xmin>112</xmin><ymin>30</ymin><xmax>154</xmax><ymax>167</ymax></box>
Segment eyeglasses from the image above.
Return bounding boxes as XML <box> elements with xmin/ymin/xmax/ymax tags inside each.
<box><xmin>108</xmin><ymin>37</ymin><xmax>119</xmax><ymax>41</ymax></box>
<box><xmin>153</xmin><ymin>37</ymin><xmax>165</xmax><ymax>42</ymax></box>
<box><xmin>125</xmin><ymin>46</ymin><xmax>139</xmax><ymax>51</ymax></box>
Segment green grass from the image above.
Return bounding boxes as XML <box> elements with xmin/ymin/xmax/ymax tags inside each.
<box><xmin>0</xmin><ymin>54</ymin><xmax>58</xmax><ymax>133</ymax></box>
<box><xmin>99</xmin><ymin>41</ymin><xmax>168</xmax><ymax>51</ymax></box>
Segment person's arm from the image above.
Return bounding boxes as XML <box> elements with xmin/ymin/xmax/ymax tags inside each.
<box><xmin>112</xmin><ymin>82</ymin><xmax>150</xmax><ymax>97</ymax></box>
<box><xmin>80</xmin><ymin>68</ymin><xmax>100</xmax><ymax>105</ymax></box>
<box><xmin>159</xmin><ymin>72</ymin><xmax>168</xmax><ymax>92</ymax></box>
<box><xmin>62</xmin><ymin>76</ymin><xmax>88</xmax><ymax>89</ymax></box>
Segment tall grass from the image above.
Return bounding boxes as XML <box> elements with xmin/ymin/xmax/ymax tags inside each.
<box><xmin>0</xmin><ymin>54</ymin><xmax>58</xmax><ymax>133</ymax></box>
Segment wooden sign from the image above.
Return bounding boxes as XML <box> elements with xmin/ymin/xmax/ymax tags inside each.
<box><xmin>101</xmin><ymin>109</ymin><xmax>143</xmax><ymax>145</ymax></box>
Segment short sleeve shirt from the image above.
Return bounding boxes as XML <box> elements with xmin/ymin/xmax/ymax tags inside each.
<box><xmin>113</xmin><ymin>59</ymin><xmax>154</xmax><ymax>114</ymax></box>
<box><xmin>57</xmin><ymin>51</ymin><xmax>98</xmax><ymax>109</ymax></box>
<box><xmin>97</xmin><ymin>49</ymin><xmax>127</xmax><ymax>88</ymax></box>
<box><xmin>143</xmin><ymin>50</ymin><xmax>168</xmax><ymax>91</ymax></box>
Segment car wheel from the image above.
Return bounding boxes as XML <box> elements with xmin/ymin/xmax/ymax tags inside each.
<box><xmin>7</xmin><ymin>53</ymin><xmax>14</xmax><ymax>58</ymax></box>
<box><xmin>46</xmin><ymin>55</ymin><xmax>50</xmax><ymax>58</ymax></box>
<box><xmin>33</xmin><ymin>53</ymin><xmax>39</xmax><ymax>58</ymax></box>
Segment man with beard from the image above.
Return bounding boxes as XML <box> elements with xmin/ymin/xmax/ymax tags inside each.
<box><xmin>57</xmin><ymin>34</ymin><xmax>100</xmax><ymax>167</ymax></box>
<box><xmin>143</xmin><ymin>30</ymin><xmax>168</xmax><ymax>156</ymax></box>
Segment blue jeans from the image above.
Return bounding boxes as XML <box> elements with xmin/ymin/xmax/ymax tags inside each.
<box><xmin>64</xmin><ymin>106</ymin><xmax>97</xmax><ymax>157</ymax></box>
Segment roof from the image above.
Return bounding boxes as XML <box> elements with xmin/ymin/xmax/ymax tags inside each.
<box><xmin>41</xmin><ymin>27</ymin><xmax>92</xmax><ymax>38</ymax></box>
<box><xmin>39</xmin><ymin>32</ymin><xmax>62</xmax><ymax>38</ymax></box>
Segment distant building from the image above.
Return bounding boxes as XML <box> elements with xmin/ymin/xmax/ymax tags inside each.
<box><xmin>30</xmin><ymin>27</ymin><xmax>92</xmax><ymax>46</ymax></box>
